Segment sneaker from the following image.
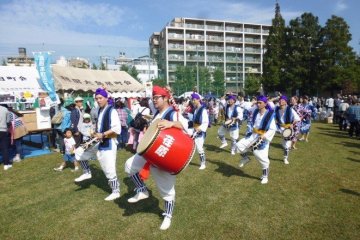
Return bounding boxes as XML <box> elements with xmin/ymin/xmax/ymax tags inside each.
<box><xmin>53</xmin><ymin>166</ymin><xmax>63</xmax><ymax>172</ymax></box>
<box><xmin>231</xmin><ymin>150</ymin><xmax>235</xmax><ymax>155</ymax></box>
<box><xmin>4</xmin><ymin>165</ymin><xmax>13</xmax><ymax>170</ymax></box>
<box><xmin>160</xmin><ymin>216</ymin><xmax>172</xmax><ymax>230</ymax></box>
<box><xmin>239</xmin><ymin>158</ymin><xmax>250</xmax><ymax>168</ymax></box>
<box><xmin>74</xmin><ymin>173</ymin><xmax>92</xmax><ymax>182</ymax></box>
<box><xmin>127</xmin><ymin>190</ymin><xmax>149</xmax><ymax>203</ymax></box>
<box><xmin>104</xmin><ymin>192</ymin><xmax>120</xmax><ymax>201</ymax></box>
<box><xmin>260</xmin><ymin>177</ymin><xmax>268</xmax><ymax>184</ymax></box>
<box><xmin>284</xmin><ymin>159</ymin><xmax>289</xmax><ymax>165</ymax></box>
<box><xmin>71</xmin><ymin>167</ymin><xmax>80</xmax><ymax>172</ymax></box>
<box><xmin>199</xmin><ymin>163</ymin><xmax>206</xmax><ymax>170</ymax></box>
<box><xmin>219</xmin><ymin>142</ymin><xmax>228</xmax><ymax>149</ymax></box>
<box><xmin>12</xmin><ymin>155</ymin><xmax>21</xmax><ymax>162</ymax></box>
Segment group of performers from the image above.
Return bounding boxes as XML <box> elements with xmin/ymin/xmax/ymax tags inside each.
<box><xmin>70</xmin><ymin>85</ymin><xmax>314</xmax><ymax>231</ymax></box>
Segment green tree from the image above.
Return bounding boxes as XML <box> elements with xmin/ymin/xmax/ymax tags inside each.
<box><xmin>318</xmin><ymin>15</ymin><xmax>356</xmax><ymax>94</ymax></box>
<box><xmin>91</xmin><ymin>63</ymin><xmax>97</xmax><ymax>70</ymax></box>
<box><xmin>211</xmin><ymin>68</ymin><xmax>225</xmax><ymax>97</ymax></box>
<box><xmin>120</xmin><ymin>65</ymin><xmax>129</xmax><ymax>72</ymax></box>
<box><xmin>173</xmin><ymin>66</ymin><xmax>195</xmax><ymax>95</ymax></box>
<box><xmin>263</xmin><ymin>2</ymin><xmax>286</xmax><ymax>93</ymax></box>
<box><xmin>244</xmin><ymin>74</ymin><xmax>262</xmax><ymax>96</ymax></box>
<box><xmin>152</xmin><ymin>77</ymin><xmax>167</xmax><ymax>87</ymax></box>
<box><xmin>129</xmin><ymin>66</ymin><xmax>140</xmax><ymax>82</ymax></box>
<box><xmin>99</xmin><ymin>62</ymin><xmax>106</xmax><ymax>70</ymax></box>
<box><xmin>284</xmin><ymin>12</ymin><xmax>322</xmax><ymax>96</ymax></box>
<box><xmin>1</xmin><ymin>58</ymin><xmax>7</xmax><ymax>66</ymax></box>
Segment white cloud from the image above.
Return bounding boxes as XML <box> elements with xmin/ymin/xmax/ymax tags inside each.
<box><xmin>175</xmin><ymin>0</ymin><xmax>301</xmax><ymax>24</ymax></box>
<box><xmin>0</xmin><ymin>0</ymin><xmax>126</xmax><ymax>29</ymax></box>
<box><xmin>0</xmin><ymin>0</ymin><xmax>147</xmax><ymax>57</ymax></box>
<box><xmin>334</xmin><ymin>0</ymin><xmax>348</xmax><ymax>12</ymax></box>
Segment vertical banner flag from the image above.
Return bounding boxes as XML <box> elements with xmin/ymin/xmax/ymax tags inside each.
<box><xmin>34</xmin><ymin>52</ymin><xmax>57</xmax><ymax>102</ymax></box>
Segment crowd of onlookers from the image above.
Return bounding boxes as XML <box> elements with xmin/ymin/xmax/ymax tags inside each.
<box><xmin>1</xmin><ymin>91</ymin><xmax>359</xmax><ymax>171</ymax></box>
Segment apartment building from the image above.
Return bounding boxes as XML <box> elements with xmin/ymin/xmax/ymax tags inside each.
<box><xmin>149</xmin><ymin>17</ymin><xmax>270</xmax><ymax>91</ymax></box>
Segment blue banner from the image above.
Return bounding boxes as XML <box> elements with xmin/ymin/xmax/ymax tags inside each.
<box><xmin>34</xmin><ymin>52</ymin><xmax>57</xmax><ymax>102</ymax></box>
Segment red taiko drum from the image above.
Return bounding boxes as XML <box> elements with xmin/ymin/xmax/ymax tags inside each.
<box><xmin>137</xmin><ymin>119</ymin><xmax>195</xmax><ymax>174</ymax></box>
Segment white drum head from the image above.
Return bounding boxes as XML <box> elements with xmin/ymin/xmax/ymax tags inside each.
<box><xmin>282</xmin><ymin>128</ymin><xmax>292</xmax><ymax>138</ymax></box>
<box><xmin>224</xmin><ymin>119</ymin><xmax>233</xmax><ymax>125</ymax></box>
<box><xmin>137</xmin><ymin>118</ymin><xmax>160</xmax><ymax>154</ymax></box>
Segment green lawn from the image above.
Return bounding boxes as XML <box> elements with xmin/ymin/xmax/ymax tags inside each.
<box><xmin>1</xmin><ymin>122</ymin><xmax>359</xmax><ymax>240</ymax></box>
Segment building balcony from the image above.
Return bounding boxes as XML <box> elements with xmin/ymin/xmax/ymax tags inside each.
<box><xmin>244</xmin><ymin>28</ymin><xmax>261</xmax><ymax>34</ymax></box>
<box><xmin>244</xmin><ymin>48</ymin><xmax>262</xmax><ymax>54</ymax></box>
<box><xmin>186</xmin><ymin>55</ymin><xmax>205</xmax><ymax>61</ymax></box>
<box><xmin>225</xmin><ymin>37</ymin><xmax>243</xmax><ymax>43</ymax></box>
<box><xmin>207</xmin><ymin>56</ymin><xmax>224</xmax><ymax>62</ymax></box>
<box><xmin>225</xmin><ymin>27</ymin><xmax>242</xmax><ymax>32</ymax></box>
<box><xmin>185</xmin><ymin>23</ymin><xmax>204</xmax><ymax>29</ymax></box>
<box><xmin>168</xmin><ymin>44</ymin><xmax>184</xmax><ymax>50</ymax></box>
<box><xmin>244</xmin><ymin>58</ymin><xmax>261</xmax><ymax>63</ymax></box>
<box><xmin>186</xmin><ymin>35</ymin><xmax>205</xmax><ymax>41</ymax></box>
<box><xmin>226</xmin><ymin>57</ymin><xmax>242</xmax><ymax>63</ymax></box>
<box><xmin>207</xmin><ymin>46</ymin><xmax>224</xmax><ymax>52</ymax></box>
<box><xmin>206</xmin><ymin>25</ymin><xmax>224</xmax><ymax>31</ymax></box>
<box><xmin>226</xmin><ymin>47</ymin><xmax>242</xmax><ymax>53</ymax></box>
<box><xmin>186</xmin><ymin>45</ymin><xmax>205</xmax><ymax>51</ymax></box>
<box><xmin>244</xmin><ymin>38</ymin><xmax>261</xmax><ymax>44</ymax></box>
<box><xmin>168</xmin><ymin>55</ymin><xmax>184</xmax><ymax>61</ymax></box>
<box><xmin>206</xmin><ymin>36</ymin><xmax>224</xmax><ymax>42</ymax></box>
<box><xmin>168</xmin><ymin>33</ymin><xmax>184</xmax><ymax>39</ymax></box>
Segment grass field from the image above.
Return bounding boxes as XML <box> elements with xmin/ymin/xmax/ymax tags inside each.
<box><xmin>0</xmin><ymin>122</ymin><xmax>359</xmax><ymax>240</ymax></box>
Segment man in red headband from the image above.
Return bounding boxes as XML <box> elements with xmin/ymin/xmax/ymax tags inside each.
<box><xmin>124</xmin><ymin>85</ymin><xmax>189</xmax><ymax>230</ymax></box>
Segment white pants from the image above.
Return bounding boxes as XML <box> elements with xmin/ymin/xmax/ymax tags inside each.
<box><xmin>125</xmin><ymin>154</ymin><xmax>176</xmax><ymax>202</ymax></box>
<box><xmin>75</xmin><ymin>140</ymin><xmax>118</xmax><ymax>180</ymax></box>
<box><xmin>217</xmin><ymin>125</ymin><xmax>239</xmax><ymax>141</ymax></box>
<box><xmin>236</xmin><ymin>135</ymin><xmax>270</xmax><ymax>169</ymax></box>
<box><xmin>194</xmin><ymin>134</ymin><xmax>205</xmax><ymax>155</ymax></box>
<box><xmin>253</xmin><ymin>143</ymin><xmax>270</xmax><ymax>169</ymax></box>
<box><xmin>282</xmin><ymin>139</ymin><xmax>292</xmax><ymax>150</ymax></box>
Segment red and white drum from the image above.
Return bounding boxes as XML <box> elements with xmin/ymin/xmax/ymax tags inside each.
<box><xmin>137</xmin><ymin>119</ymin><xmax>196</xmax><ymax>175</ymax></box>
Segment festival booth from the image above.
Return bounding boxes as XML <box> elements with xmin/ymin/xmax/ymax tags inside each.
<box><xmin>51</xmin><ymin>65</ymin><xmax>145</xmax><ymax>110</ymax></box>
<box><xmin>0</xmin><ymin>65</ymin><xmax>55</xmax><ymax>159</ymax></box>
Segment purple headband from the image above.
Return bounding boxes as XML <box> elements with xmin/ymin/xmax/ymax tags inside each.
<box><xmin>95</xmin><ymin>88</ymin><xmax>108</xmax><ymax>98</ymax></box>
<box><xmin>191</xmin><ymin>93</ymin><xmax>201</xmax><ymax>100</ymax></box>
<box><xmin>227</xmin><ymin>95</ymin><xmax>236</xmax><ymax>101</ymax></box>
<box><xmin>257</xmin><ymin>95</ymin><xmax>268</xmax><ymax>103</ymax></box>
<box><xmin>279</xmin><ymin>95</ymin><xmax>288</xmax><ymax>102</ymax></box>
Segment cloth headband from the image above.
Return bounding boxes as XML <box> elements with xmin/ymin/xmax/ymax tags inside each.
<box><xmin>279</xmin><ymin>95</ymin><xmax>288</xmax><ymax>102</ymax></box>
<box><xmin>257</xmin><ymin>95</ymin><xmax>268</xmax><ymax>103</ymax></box>
<box><xmin>153</xmin><ymin>85</ymin><xmax>170</xmax><ymax>98</ymax></box>
<box><xmin>95</xmin><ymin>88</ymin><xmax>108</xmax><ymax>98</ymax></box>
<box><xmin>191</xmin><ymin>93</ymin><xmax>201</xmax><ymax>100</ymax></box>
<box><xmin>227</xmin><ymin>95</ymin><xmax>236</xmax><ymax>101</ymax></box>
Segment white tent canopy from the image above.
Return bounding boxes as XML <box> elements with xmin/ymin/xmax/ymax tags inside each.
<box><xmin>0</xmin><ymin>66</ymin><xmax>44</xmax><ymax>93</ymax></box>
<box><xmin>52</xmin><ymin>65</ymin><xmax>145</xmax><ymax>93</ymax></box>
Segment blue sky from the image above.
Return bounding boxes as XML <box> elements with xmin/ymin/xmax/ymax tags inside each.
<box><xmin>0</xmin><ymin>0</ymin><xmax>359</xmax><ymax>64</ymax></box>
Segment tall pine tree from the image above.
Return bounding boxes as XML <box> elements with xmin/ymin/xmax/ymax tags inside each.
<box><xmin>263</xmin><ymin>2</ymin><xmax>286</xmax><ymax>94</ymax></box>
<box><xmin>318</xmin><ymin>16</ymin><xmax>356</xmax><ymax>94</ymax></box>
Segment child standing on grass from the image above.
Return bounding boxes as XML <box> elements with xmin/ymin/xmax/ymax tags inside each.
<box><xmin>54</xmin><ymin>128</ymin><xmax>79</xmax><ymax>172</ymax></box>
<box><xmin>79</xmin><ymin>113</ymin><xmax>94</xmax><ymax>142</ymax></box>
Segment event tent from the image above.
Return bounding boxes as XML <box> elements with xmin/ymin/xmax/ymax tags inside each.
<box><xmin>52</xmin><ymin>65</ymin><xmax>145</xmax><ymax>93</ymax></box>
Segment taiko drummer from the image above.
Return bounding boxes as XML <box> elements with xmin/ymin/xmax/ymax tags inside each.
<box><xmin>124</xmin><ymin>85</ymin><xmax>189</xmax><ymax>230</ymax></box>
<box><xmin>274</xmin><ymin>95</ymin><xmax>300</xmax><ymax>165</ymax></box>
